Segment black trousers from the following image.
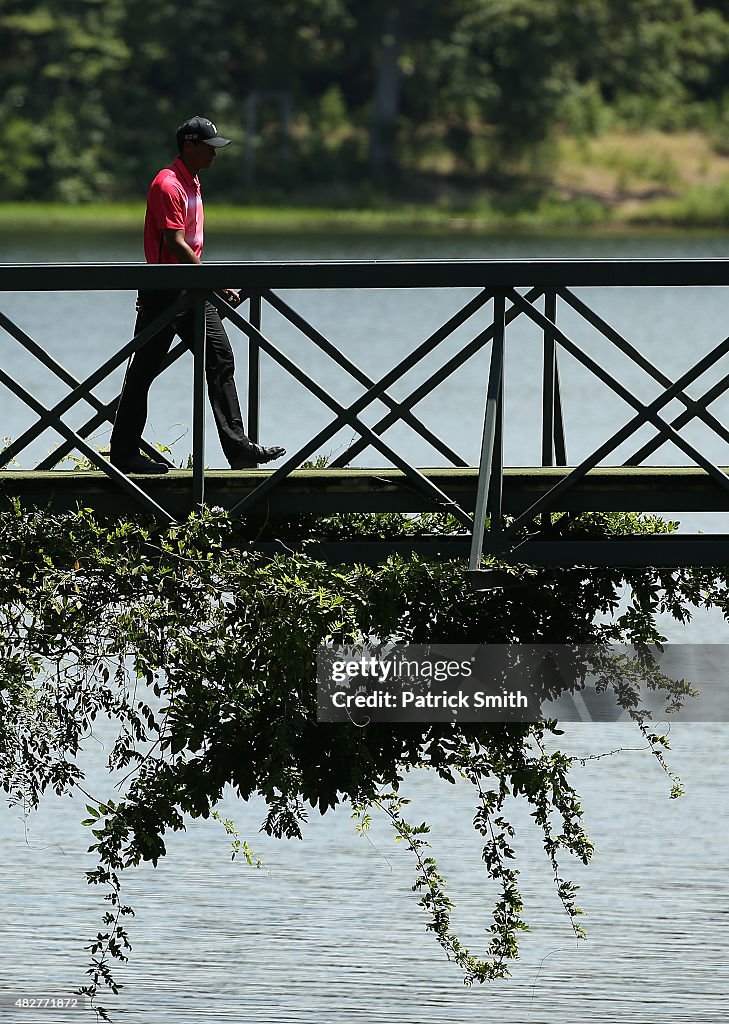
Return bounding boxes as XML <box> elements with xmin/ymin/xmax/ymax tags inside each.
<box><xmin>110</xmin><ymin>290</ymin><xmax>251</xmax><ymax>466</ymax></box>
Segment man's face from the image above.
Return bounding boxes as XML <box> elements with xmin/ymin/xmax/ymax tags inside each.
<box><xmin>183</xmin><ymin>140</ymin><xmax>217</xmax><ymax>173</ymax></box>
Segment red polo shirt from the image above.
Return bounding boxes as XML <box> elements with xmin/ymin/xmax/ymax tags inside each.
<box><xmin>143</xmin><ymin>156</ymin><xmax>204</xmax><ymax>264</ymax></box>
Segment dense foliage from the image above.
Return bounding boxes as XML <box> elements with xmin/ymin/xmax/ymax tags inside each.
<box><xmin>2</xmin><ymin>500</ymin><xmax>728</xmax><ymax>1020</ymax></box>
<box><xmin>3</xmin><ymin>0</ymin><xmax>729</xmax><ymax>200</ymax></box>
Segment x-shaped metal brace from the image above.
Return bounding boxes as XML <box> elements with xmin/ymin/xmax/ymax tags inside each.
<box><xmin>0</xmin><ymin>293</ymin><xmax>194</xmax><ymax>475</ymax></box>
<box><xmin>209</xmin><ymin>290</ymin><xmax>510</xmax><ymax>526</ymax></box>
<box><xmin>472</xmin><ymin>288</ymin><xmax>729</xmax><ymax>559</ymax></box>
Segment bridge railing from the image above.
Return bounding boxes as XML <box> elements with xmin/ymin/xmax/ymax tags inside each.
<box><xmin>0</xmin><ymin>261</ymin><xmax>500</xmax><ymax>526</ymax></box>
<box><xmin>2</xmin><ymin>260</ymin><xmax>729</xmax><ymax>562</ymax></box>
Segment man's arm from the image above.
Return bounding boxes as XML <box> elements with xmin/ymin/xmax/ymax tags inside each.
<box><xmin>162</xmin><ymin>228</ymin><xmax>201</xmax><ymax>264</ymax></box>
<box><xmin>161</xmin><ymin>228</ymin><xmax>241</xmax><ymax>305</ymax></box>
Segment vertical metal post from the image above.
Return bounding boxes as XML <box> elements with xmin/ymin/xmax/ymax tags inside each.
<box><xmin>541</xmin><ymin>291</ymin><xmax>556</xmax><ymax>530</ymax></box>
<box><xmin>192</xmin><ymin>292</ymin><xmax>207</xmax><ymax>506</ymax></box>
<box><xmin>488</xmin><ymin>361</ymin><xmax>504</xmax><ymax>529</ymax></box>
<box><xmin>469</xmin><ymin>291</ymin><xmax>505</xmax><ymax>571</ymax></box>
<box><xmin>248</xmin><ymin>294</ymin><xmax>261</xmax><ymax>444</ymax></box>
<box><xmin>542</xmin><ymin>290</ymin><xmax>557</xmax><ymax>467</ymax></box>
<box><xmin>553</xmin><ymin>362</ymin><xmax>567</xmax><ymax>465</ymax></box>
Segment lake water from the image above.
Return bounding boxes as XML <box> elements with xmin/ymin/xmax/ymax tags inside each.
<box><xmin>2</xmin><ymin>230</ymin><xmax>729</xmax><ymax>1023</ymax></box>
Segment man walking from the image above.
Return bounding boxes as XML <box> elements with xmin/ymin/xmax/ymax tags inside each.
<box><xmin>110</xmin><ymin>115</ymin><xmax>285</xmax><ymax>474</ymax></box>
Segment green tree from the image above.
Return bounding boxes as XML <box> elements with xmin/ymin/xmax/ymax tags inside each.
<box><xmin>431</xmin><ymin>0</ymin><xmax>729</xmax><ymax>167</ymax></box>
<box><xmin>1</xmin><ymin>502</ymin><xmax>716</xmax><ymax>1020</ymax></box>
<box><xmin>569</xmin><ymin>0</ymin><xmax>729</xmax><ymax>129</ymax></box>
<box><xmin>0</xmin><ymin>0</ymin><xmax>130</xmax><ymax>200</ymax></box>
<box><xmin>3</xmin><ymin>0</ymin><xmax>729</xmax><ymax>199</ymax></box>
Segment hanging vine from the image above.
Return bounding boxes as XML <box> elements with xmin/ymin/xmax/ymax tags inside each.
<box><xmin>1</xmin><ymin>500</ymin><xmax>724</xmax><ymax>1021</ymax></box>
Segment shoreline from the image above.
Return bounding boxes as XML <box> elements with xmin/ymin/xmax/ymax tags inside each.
<box><xmin>2</xmin><ymin>197</ymin><xmax>729</xmax><ymax>236</ymax></box>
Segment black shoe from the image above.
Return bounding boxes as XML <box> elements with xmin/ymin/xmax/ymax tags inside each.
<box><xmin>111</xmin><ymin>453</ymin><xmax>170</xmax><ymax>475</ymax></box>
<box><xmin>230</xmin><ymin>444</ymin><xmax>286</xmax><ymax>469</ymax></box>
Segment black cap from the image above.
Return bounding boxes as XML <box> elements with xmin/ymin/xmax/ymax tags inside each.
<box><xmin>176</xmin><ymin>116</ymin><xmax>231</xmax><ymax>150</ymax></box>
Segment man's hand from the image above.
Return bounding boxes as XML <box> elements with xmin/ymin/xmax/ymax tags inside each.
<box><xmin>218</xmin><ymin>288</ymin><xmax>242</xmax><ymax>307</ymax></box>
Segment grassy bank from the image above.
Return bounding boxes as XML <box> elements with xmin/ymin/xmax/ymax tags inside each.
<box><xmin>4</xmin><ymin>131</ymin><xmax>729</xmax><ymax>234</ymax></box>
<box><xmin>3</xmin><ymin>196</ymin><xmax>729</xmax><ymax>235</ymax></box>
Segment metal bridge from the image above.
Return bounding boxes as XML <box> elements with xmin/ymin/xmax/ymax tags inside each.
<box><xmin>2</xmin><ymin>259</ymin><xmax>729</xmax><ymax>574</ymax></box>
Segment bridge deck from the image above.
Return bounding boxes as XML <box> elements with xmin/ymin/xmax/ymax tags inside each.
<box><xmin>3</xmin><ymin>467</ymin><xmax>729</xmax><ymax>568</ymax></box>
<box><xmin>2</xmin><ymin>466</ymin><xmax>729</xmax><ymax>517</ymax></box>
